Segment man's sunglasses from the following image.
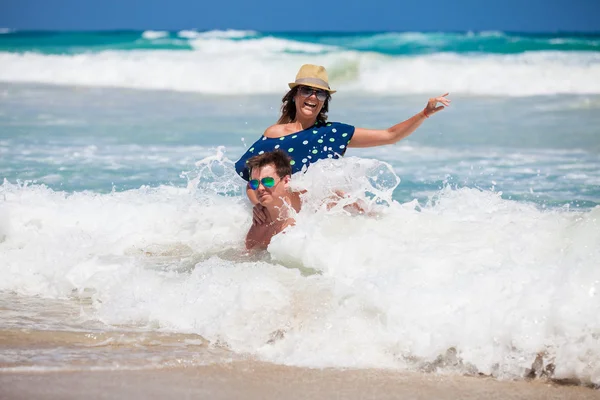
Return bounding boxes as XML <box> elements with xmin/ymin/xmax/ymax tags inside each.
<box><xmin>298</xmin><ymin>86</ymin><xmax>328</xmax><ymax>102</ymax></box>
<box><xmin>249</xmin><ymin>177</ymin><xmax>278</xmax><ymax>190</ymax></box>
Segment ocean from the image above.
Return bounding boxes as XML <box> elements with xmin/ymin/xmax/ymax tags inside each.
<box><xmin>1</xmin><ymin>29</ymin><xmax>599</xmax><ymax>389</ymax></box>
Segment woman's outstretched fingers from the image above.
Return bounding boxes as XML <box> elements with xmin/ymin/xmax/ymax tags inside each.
<box><xmin>437</xmin><ymin>95</ymin><xmax>451</xmax><ymax>106</ymax></box>
<box><xmin>424</xmin><ymin>93</ymin><xmax>450</xmax><ymax>117</ymax></box>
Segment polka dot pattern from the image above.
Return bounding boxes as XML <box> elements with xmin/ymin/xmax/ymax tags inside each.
<box><xmin>235</xmin><ymin>122</ymin><xmax>355</xmax><ymax>181</ymax></box>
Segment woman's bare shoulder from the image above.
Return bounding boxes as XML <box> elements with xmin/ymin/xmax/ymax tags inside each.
<box><xmin>263</xmin><ymin>124</ymin><xmax>289</xmax><ymax>138</ymax></box>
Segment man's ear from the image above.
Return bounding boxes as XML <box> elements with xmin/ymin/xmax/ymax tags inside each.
<box><xmin>283</xmin><ymin>175</ymin><xmax>291</xmax><ymax>189</ymax></box>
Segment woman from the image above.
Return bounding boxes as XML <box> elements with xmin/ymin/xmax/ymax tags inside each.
<box><xmin>235</xmin><ymin>64</ymin><xmax>450</xmax><ymax>223</ymax></box>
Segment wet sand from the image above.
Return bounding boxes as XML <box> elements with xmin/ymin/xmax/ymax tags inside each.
<box><xmin>2</xmin><ymin>361</ymin><xmax>599</xmax><ymax>400</ymax></box>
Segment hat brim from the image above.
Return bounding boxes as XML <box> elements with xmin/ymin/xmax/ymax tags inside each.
<box><xmin>289</xmin><ymin>82</ymin><xmax>336</xmax><ymax>94</ymax></box>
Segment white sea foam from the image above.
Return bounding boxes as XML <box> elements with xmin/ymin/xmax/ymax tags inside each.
<box><xmin>141</xmin><ymin>30</ymin><xmax>169</xmax><ymax>40</ymax></box>
<box><xmin>0</xmin><ymin>204</ymin><xmax>8</xmax><ymax>243</ymax></box>
<box><xmin>177</xmin><ymin>29</ymin><xmax>257</xmax><ymax>39</ymax></box>
<box><xmin>1</xmin><ymin>47</ymin><xmax>599</xmax><ymax>96</ymax></box>
<box><xmin>177</xmin><ymin>30</ymin><xmax>201</xmax><ymax>39</ymax></box>
<box><xmin>1</xmin><ymin>156</ymin><xmax>599</xmax><ymax>383</ymax></box>
<box><xmin>194</xmin><ymin>29</ymin><xmax>258</xmax><ymax>39</ymax></box>
<box><xmin>189</xmin><ymin>36</ymin><xmax>335</xmax><ymax>54</ymax></box>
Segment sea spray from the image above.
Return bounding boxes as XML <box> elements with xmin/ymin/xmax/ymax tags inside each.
<box><xmin>1</xmin><ymin>158</ymin><xmax>598</xmax><ymax>383</ymax></box>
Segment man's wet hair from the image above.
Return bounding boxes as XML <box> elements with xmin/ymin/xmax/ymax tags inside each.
<box><xmin>247</xmin><ymin>149</ymin><xmax>292</xmax><ymax>178</ymax></box>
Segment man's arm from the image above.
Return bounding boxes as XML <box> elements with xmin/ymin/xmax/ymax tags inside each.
<box><xmin>245</xmin><ymin>222</ymin><xmax>273</xmax><ymax>250</ymax></box>
<box><xmin>245</xmin><ymin>216</ymin><xmax>296</xmax><ymax>250</ymax></box>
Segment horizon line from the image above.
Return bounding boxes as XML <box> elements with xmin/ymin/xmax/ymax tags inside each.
<box><xmin>2</xmin><ymin>28</ymin><xmax>600</xmax><ymax>35</ymax></box>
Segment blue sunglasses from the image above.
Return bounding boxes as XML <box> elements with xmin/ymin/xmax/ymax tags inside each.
<box><xmin>249</xmin><ymin>176</ymin><xmax>277</xmax><ymax>190</ymax></box>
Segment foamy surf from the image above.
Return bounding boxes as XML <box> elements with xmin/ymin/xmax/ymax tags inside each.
<box><xmin>0</xmin><ymin>47</ymin><xmax>599</xmax><ymax>95</ymax></box>
<box><xmin>1</xmin><ymin>156</ymin><xmax>598</xmax><ymax>384</ymax></box>
<box><xmin>141</xmin><ymin>30</ymin><xmax>169</xmax><ymax>40</ymax></box>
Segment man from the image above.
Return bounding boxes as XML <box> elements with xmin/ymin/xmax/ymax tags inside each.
<box><xmin>245</xmin><ymin>150</ymin><xmax>301</xmax><ymax>250</ymax></box>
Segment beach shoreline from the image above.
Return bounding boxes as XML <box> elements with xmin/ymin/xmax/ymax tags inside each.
<box><xmin>1</xmin><ymin>361</ymin><xmax>599</xmax><ymax>400</ymax></box>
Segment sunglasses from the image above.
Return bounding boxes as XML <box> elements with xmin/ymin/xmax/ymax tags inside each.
<box><xmin>298</xmin><ymin>86</ymin><xmax>328</xmax><ymax>102</ymax></box>
<box><xmin>249</xmin><ymin>176</ymin><xmax>278</xmax><ymax>190</ymax></box>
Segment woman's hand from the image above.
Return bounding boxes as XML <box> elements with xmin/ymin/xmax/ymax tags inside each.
<box><xmin>423</xmin><ymin>93</ymin><xmax>451</xmax><ymax>118</ymax></box>
<box><xmin>252</xmin><ymin>203</ymin><xmax>269</xmax><ymax>225</ymax></box>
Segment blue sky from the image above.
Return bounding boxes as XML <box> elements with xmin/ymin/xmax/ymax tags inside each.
<box><xmin>1</xmin><ymin>0</ymin><xmax>599</xmax><ymax>32</ymax></box>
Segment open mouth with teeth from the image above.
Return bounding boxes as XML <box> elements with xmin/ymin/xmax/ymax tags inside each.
<box><xmin>303</xmin><ymin>101</ymin><xmax>318</xmax><ymax>109</ymax></box>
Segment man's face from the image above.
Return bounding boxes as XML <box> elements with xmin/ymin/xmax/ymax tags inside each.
<box><xmin>250</xmin><ymin>164</ymin><xmax>289</xmax><ymax>207</ymax></box>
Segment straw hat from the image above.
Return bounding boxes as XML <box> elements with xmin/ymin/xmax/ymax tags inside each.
<box><xmin>288</xmin><ymin>64</ymin><xmax>336</xmax><ymax>93</ymax></box>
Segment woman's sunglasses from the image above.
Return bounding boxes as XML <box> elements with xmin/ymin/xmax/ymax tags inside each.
<box><xmin>249</xmin><ymin>177</ymin><xmax>277</xmax><ymax>190</ymax></box>
<box><xmin>298</xmin><ymin>86</ymin><xmax>328</xmax><ymax>102</ymax></box>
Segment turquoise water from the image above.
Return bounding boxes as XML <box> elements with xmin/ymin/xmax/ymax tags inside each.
<box><xmin>3</xmin><ymin>29</ymin><xmax>600</xmax><ymax>97</ymax></box>
<box><xmin>2</xmin><ymin>30</ymin><xmax>600</xmax><ymax>54</ymax></box>
<box><xmin>1</xmin><ymin>83</ymin><xmax>598</xmax><ymax>208</ymax></box>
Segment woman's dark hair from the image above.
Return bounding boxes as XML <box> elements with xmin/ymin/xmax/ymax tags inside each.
<box><xmin>277</xmin><ymin>86</ymin><xmax>331</xmax><ymax>125</ymax></box>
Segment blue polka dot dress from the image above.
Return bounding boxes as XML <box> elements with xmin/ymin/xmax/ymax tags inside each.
<box><xmin>235</xmin><ymin>122</ymin><xmax>355</xmax><ymax>181</ymax></box>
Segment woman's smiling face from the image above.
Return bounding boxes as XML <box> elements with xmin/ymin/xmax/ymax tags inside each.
<box><xmin>294</xmin><ymin>85</ymin><xmax>326</xmax><ymax>119</ymax></box>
